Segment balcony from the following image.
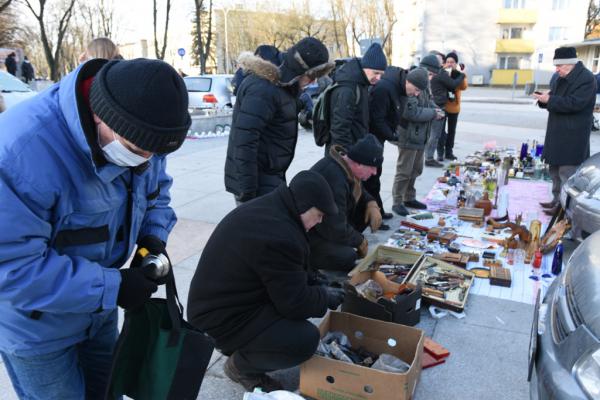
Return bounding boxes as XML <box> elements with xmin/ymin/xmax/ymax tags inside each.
<box><xmin>495</xmin><ymin>39</ymin><xmax>535</xmax><ymax>53</ymax></box>
<box><xmin>491</xmin><ymin>69</ymin><xmax>534</xmax><ymax>85</ymax></box>
<box><xmin>497</xmin><ymin>8</ymin><xmax>537</xmax><ymax>24</ymax></box>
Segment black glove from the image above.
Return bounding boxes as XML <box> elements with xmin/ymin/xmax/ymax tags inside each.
<box><xmin>325</xmin><ymin>286</ymin><xmax>345</xmax><ymax>310</ymax></box>
<box><xmin>307</xmin><ymin>270</ymin><xmax>331</xmax><ymax>286</ymax></box>
<box><xmin>117</xmin><ymin>267</ymin><xmax>158</xmax><ymax>310</ymax></box>
<box><xmin>130</xmin><ymin>235</ymin><xmax>166</xmax><ymax>269</ymax></box>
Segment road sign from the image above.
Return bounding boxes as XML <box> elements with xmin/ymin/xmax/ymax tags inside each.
<box><xmin>177</xmin><ymin>48</ymin><xmax>185</xmax><ymax>57</ymax></box>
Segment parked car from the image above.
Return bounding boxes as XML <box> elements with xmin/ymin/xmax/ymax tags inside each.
<box><xmin>0</xmin><ymin>70</ymin><xmax>36</xmax><ymax>112</ymax></box>
<box><xmin>529</xmin><ymin>230</ymin><xmax>600</xmax><ymax>400</ymax></box>
<box><xmin>184</xmin><ymin>74</ymin><xmax>233</xmax><ymax>111</ymax></box>
<box><xmin>560</xmin><ymin>152</ymin><xmax>600</xmax><ymax>241</ymax></box>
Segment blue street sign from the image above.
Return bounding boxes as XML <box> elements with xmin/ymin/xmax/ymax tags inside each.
<box><xmin>177</xmin><ymin>48</ymin><xmax>186</xmax><ymax>57</ymax></box>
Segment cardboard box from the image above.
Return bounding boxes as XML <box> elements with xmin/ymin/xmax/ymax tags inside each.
<box><xmin>300</xmin><ymin>312</ymin><xmax>424</xmax><ymax>400</ymax></box>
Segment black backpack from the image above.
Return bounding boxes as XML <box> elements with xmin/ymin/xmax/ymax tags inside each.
<box><xmin>311</xmin><ymin>83</ymin><xmax>361</xmax><ymax>147</ymax></box>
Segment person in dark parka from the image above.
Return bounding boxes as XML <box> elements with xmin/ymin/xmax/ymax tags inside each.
<box><xmin>534</xmin><ymin>47</ymin><xmax>596</xmax><ymax>215</ymax></box>
<box><xmin>309</xmin><ymin>134</ymin><xmax>384</xmax><ymax>272</ymax></box>
<box><xmin>225</xmin><ymin>37</ymin><xmax>334</xmax><ymax>204</ymax></box>
<box><xmin>188</xmin><ymin>171</ymin><xmax>344</xmax><ymax>392</ymax></box>
<box><xmin>4</xmin><ymin>52</ymin><xmax>17</xmax><ymax>76</ymax></box>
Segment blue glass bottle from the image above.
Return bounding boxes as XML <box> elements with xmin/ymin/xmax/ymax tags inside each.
<box><xmin>520</xmin><ymin>142</ymin><xmax>529</xmax><ymax>160</ymax></box>
<box><xmin>551</xmin><ymin>241</ymin><xmax>564</xmax><ymax>276</ymax></box>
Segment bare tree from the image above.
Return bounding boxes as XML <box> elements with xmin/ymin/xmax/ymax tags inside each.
<box><xmin>192</xmin><ymin>0</ymin><xmax>213</xmax><ymax>74</ymax></box>
<box><xmin>153</xmin><ymin>0</ymin><xmax>171</xmax><ymax>60</ymax></box>
<box><xmin>24</xmin><ymin>0</ymin><xmax>77</xmax><ymax>81</ymax></box>
<box><xmin>586</xmin><ymin>0</ymin><xmax>600</xmax><ymax>38</ymax></box>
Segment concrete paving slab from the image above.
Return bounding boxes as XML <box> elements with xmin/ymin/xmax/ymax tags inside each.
<box><xmin>166</xmin><ymin>218</ymin><xmax>216</xmax><ymax>265</ymax></box>
<box><xmin>174</xmin><ymin>191</ymin><xmax>237</xmax><ymax>223</ymax></box>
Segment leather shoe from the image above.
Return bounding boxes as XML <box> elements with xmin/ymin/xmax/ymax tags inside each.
<box><xmin>404</xmin><ymin>200</ymin><xmax>427</xmax><ymax>210</ymax></box>
<box><xmin>425</xmin><ymin>159</ymin><xmax>444</xmax><ymax>167</ymax></box>
<box><xmin>224</xmin><ymin>357</ymin><xmax>283</xmax><ymax>392</ymax></box>
<box><xmin>382</xmin><ymin>212</ymin><xmax>393</xmax><ymax>220</ymax></box>
<box><xmin>539</xmin><ymin>200</ymin><xmax>558</xmax><ymax>209</ymax></box>
<box><xmin>445</xmin><ymin>154</ymin><xmax>457</xmax><ymax>160</ymax></box>
<box><xmin>379</xmin><ymin>223</ymin><xmax>391</xmax><ymax>231</ymax></box>
<box><xmin>543</xmin><ymin>205</ymin><xmax>560</xmax><ymax>216</ymax></box>
<box><xmin>392</xmin><ymin>204</ymin><xmax>409</xmax><ymax>216</ymax></box>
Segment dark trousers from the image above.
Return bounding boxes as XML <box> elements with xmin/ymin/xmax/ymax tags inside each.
<box><xmin>227</xmin><ymin>319</ymin><xmax>320</xmax><ymax>375</ymax></box>
<box><xmin>363</xmin><ymin>165</ymin><xmax>385</xmax><ymax>213</ymax></box>
<box><xmin>438</xmin><ymin>112</ymin><xmax>459</xmax><ymax>157</ymax></box>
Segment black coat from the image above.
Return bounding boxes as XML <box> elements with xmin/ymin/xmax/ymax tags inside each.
<box><xmin>539</xmin><ymin>62</ymin><xmax>596</xmax><ymax>166</ymax></box>
<box><xmin>369</xmin><ymin>66</ymin><xmax>409</xmax><ymax>143</ymax></box>
<box><xmin>309</xmin><ymin>146</ymin><xmax>372</xmax><ymax>248</ymax></box>
<box><xmin>224</xmin><ymin>54</ymin><xmax>299</xmax><ymax>198</ymax></box>
<box><xmin>187</xmin><ymin>185</ymin><xmax>329</xmax><ymax>351</ymax></box>
<box><xmin>430</xmin><ymin>69</ymin><xmax>465</xmax><ymax>108</ymax></box>
<box><xmin>328</xmin><ymin>58</ymin><xmax>370</xmax><ymax>148</ymax></box>
<box><xmin>4</xmin><ymin>55</ymin><xmax>16</xmax><ymax>76</ymax></box>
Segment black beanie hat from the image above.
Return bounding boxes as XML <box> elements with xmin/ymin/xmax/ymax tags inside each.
<box><xmin>289</xmin><ymin>170</ymin><xmax>338</xmax><ymax>215</ymax></box>
<box><xmin>407</xmin><ymin>67</ymin><xmax>429</xmax><ymax>91</ymax></box>
<box><xmin>255</xmin><ymin>45</ymin><xmax>282</xmax><ymax>66</ymax></box>
<box><xmin>90</xmin><ymin>58</ymin><xmax>191</xmax><ymax>154</ymax></box>
<box><xmin>360</xmin><ymin>43</ymin><xmax>387</xmax><ymax>71</ymax></box>
<box><xmin>280</xmin><ymin>37</ymin><xmax>334</xmax><ymax>85</ymax></box>
<box><xmin>347</xmin><ymin>134</ymin><xmax>384</xmax><ymax>167</ymax></box>
<box><xmin>420</xmin><ymin>54</ymin><xmax>441</xmax><ymax>74</ymax></box>
<box><xmin>553</xmin><ymin>47</ymin><xmax>578</xmax><ymax>65</ymax></box>
<box><xmin>445</xmin><ymin>52</ymin><xmax>459</xmax><ymax>63</ymax></box>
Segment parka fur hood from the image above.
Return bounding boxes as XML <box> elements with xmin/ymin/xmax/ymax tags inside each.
<box><xmin>237</xmin><ymin>52</ymin><xmax>280</xmax><ymax>84</ymax></box>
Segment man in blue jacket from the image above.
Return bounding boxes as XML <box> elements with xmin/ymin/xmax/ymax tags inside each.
<box><xmin>0</xmin><ymin>58</ymin><xmax>191</xmax><ymax>399</ymax></box>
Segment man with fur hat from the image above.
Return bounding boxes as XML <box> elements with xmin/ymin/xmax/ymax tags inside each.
<box><xmin>188</xmin><ymin>170</ymin><xmax>344</xmax><ymax>392</ymax></box>
<box><xmin>309</xmin><ymin>134</ymin><xmax>384</xmax><ymax>272</ymax></box>
<box><xmin>534</xmin><ymin>46</ymin><xmax>596</xmax><ymax>215</ymax></box>
<box><xmin>371</xmin><ymin>62</ymin><xmax>444</xmax><ymax>216</ymax></box>
<box><xmin>225</xmin><ymin>37</ymin><xmax>334</xmax><ymax>204</ymax></box>
<box><xmin>0</xmin><ymin>58</ymin><xmax>190</xmax><ymax>398</ymax></box>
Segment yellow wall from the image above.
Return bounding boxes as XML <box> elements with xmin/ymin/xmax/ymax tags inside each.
<box><xmin>497</xmin><ymin>8</ymin><xmax>538</xmax><ymax>24</ymax></box>
<box><xmin>495</xmin><ymin>39</ymin><xmax>535</xmax><ymax>53</ymax></box>
<box><xmin>491</xmin><ymin>69</ymin><xmax>534</xmax><ymax>85</ymax></box>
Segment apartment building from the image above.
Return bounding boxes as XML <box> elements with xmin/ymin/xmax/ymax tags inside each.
<box><xmin>392</xmin><ymin>0</ymin><xmax>588</xmax><ymax>86</ymax></box>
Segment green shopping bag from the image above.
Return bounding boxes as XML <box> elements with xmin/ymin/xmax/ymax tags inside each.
<box><xmin>106</xmin><ymin>266</ymin><xmax>214</xmax><ymax>400</ymax></box>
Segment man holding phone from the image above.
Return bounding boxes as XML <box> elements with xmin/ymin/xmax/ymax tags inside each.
<box><xmin>533</xmin><ymin>47</ymin><xmax>596</xmax><ymax>215</ymax></box>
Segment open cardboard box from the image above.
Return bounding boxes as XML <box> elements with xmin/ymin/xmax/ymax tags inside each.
<box><xmin>300</xmin><ymin>311</ymin><xmax>424</xmax><ymax>400</ymax></box>
<box><xmin>344</xmin><ymin>246</ymin><xmax>423</xmax><ymax>326</ymax></box>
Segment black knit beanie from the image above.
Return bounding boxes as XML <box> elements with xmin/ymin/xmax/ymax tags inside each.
<box><xmin>289</xmin><ymin>171</ymin><xmax>338</xmax><ymax>215</ymax></box>
<box><xmin>90</xmin><ymin>58</ymin><xmax>191</xmax><ymax>154</ymax></box>
<box><xmin>407</xmin><ymin>68</ymin><xmax>429</xmax><ymax>91</ymax></box>
<box><xmin>446</xmin><ymin>52</ymin><xmax>459</xmax><ymax>63</ymax></box>
<box><xmin>360</xmin><ymin>43</ymin><xmax>387</xmax><ymax>71</ymax></box>
<box><xmin>280</xmin><ymin>37</ymin><xmax>333</xmax><ymax>85</ymax></box>
<box><xmin>420</xmin><ymin>54</ymin><xmax>441</xmax><ymax>74</ymax></box>
<box><xmin>347</xmin><ymin>134</ymin><xmax>384</xmax><ymax>167</ymax></box>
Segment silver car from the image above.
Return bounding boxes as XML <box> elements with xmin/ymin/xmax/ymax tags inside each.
<box><xmin>184</xmin><ymin>74</ymin><xmax>233</xmax><ymax>111</ymax></box>
<box><xmin>0</xmin><ymin>70</ymin><xmax>36</xmax><ymax>112</ymax></box>
<box><xmin>529</xmin><ymin>230</ymin><xmax>600</xmax><ymax>399</ymax></box>
<box><xmin>560</xmin><ymin>152</ymin><xmax>600</xmax><ymax>241</ymax></box>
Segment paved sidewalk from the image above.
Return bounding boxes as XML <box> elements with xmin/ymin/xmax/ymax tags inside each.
<box><xmin>462</xmin><ymin>86</ymin><xmax>535</xmax><ymax>104</ymax></box>
<box><xmin>2</xmin><ymin>101</ymin><xmax>599</xmax><ymax>399</ymax></box>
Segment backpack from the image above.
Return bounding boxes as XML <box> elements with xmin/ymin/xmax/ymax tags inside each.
<box><xmin>311</xmin><ymin>83</ymin><xmax>361</xmax><ymax>147</ymax></box>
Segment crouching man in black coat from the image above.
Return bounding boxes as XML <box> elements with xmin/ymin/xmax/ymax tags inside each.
<box><xmin>309</xmin><ymin>134</ymin><xmax>384</xmax><ymax>272</ymax></box>
<box><xmin>187</xmin><ymin>171</ymin><xmax>344</xmax><ymax>392</ymax></box>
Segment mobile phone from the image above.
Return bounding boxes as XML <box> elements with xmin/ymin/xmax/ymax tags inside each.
<box><xmin>534</xmin><ymin>91</ymin><xmax>542</xmax><ymax>95</ymax></box>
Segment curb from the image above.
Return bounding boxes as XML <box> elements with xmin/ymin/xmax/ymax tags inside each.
<box><xmin>462</xmin><ymin>98</ymin><xmax>534</xmax><ymax>105</ymax></box>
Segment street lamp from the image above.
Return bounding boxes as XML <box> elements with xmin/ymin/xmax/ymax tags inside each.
<box><xmin>220</xmin><ymin>7</ymin><xmax>231</xmax><ymax>74</ymax></box>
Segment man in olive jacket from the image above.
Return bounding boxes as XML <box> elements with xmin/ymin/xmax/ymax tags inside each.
<box><xmin>188</xmin><ymin>171</ymin><xmax>344</xmax><ymax>392</ymax></box>
<box><xmin>534</xmin><ymin>47</ymin><xmax>596</xmax><ymax>215</ymax></box>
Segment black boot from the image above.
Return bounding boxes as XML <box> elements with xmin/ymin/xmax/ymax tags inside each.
<box><xmin>224</xmin><ymin>356</ymin><xmax>283</xmax><ymax>392</ymax></box>
<box><xmin>392</xmin><ymin>204</ymin><xmax>409</xmax><ymax>216</ymax></box>
<box><xmin>404</xmin><ymin>200</ymin><xmax>427</xmax><ymax>210</ymax></box>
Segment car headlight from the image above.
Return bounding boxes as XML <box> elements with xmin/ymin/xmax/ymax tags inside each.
<box><xmin>574</xmin><ymin>347</ymin><xmax>600</xmax><ymax>399</ymax></box>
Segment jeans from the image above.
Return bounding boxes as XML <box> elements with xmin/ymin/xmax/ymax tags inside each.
<box><xmin>438</xmin><ymin>112</ymin><xmax>459</xmax><ymax>157</ymax></box>
<box><xmin>1</xmin><ymin>310</ymin><xmax>119</xmax><ymax>400</ymax></box>
<box><xmin>425</xmin><ymin>118</ymin><xmax>445</xmax><ymax>160</ymax></box>
<box><xmin>223</xmin><ymin>319</ymin><xmax>320</xmax><ymax>375</ymax></box>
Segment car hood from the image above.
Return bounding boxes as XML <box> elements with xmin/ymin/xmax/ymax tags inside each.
<box><xmin>565</xmin><ymin>230</ymin><xmax>600</xmax><ymax>338</ymax></box>
<box><xmin>2</xmin><ymin>91</ymin><xmax>37</xmax><ymax>110</ymax></box>
<box><xmin>566</xmin><ymin>152</ymin><xmax>600</xmax><ymax>194</ymax></box>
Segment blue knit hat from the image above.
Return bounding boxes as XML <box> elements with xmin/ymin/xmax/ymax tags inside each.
<box><xmin>361</xmin><ymin>43</ymin><xmax>387</xmax><ymax>71</ymax></box>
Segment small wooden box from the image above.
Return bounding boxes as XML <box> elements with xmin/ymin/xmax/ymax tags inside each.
<box><xmin>490</xmin><ymin>266</ymin><xmax>512</xmax><ymax>287</ymax></box>
<box><xmin>458</xmin><ymin>207</ymin><xmax>485</xmax><ymax>223</ymax></box>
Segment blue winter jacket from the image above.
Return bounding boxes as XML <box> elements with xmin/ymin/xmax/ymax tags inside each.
<box><xmin>0</xmin><ymin>60</ymin><xmax>177</xmax><ymax>356</ymax></box>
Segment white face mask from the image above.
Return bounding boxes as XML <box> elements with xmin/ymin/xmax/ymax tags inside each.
<box><xmin>100</xmin><ymin>129</ymin><xmax>150</xmax><ymax>167</ymax></box>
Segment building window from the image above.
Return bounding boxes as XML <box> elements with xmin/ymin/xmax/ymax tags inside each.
<box><xmin>549</xmin><ymin>27</ymin><xmax>569</xmax><ymax>41</ymax></box>
<box><xmin>498</xmin><ymin>55</ymin><xmax>530</xmax><ymax>69</ymax></box>
<box><xmin>552</xmin><ymin>0</ymin><xmax>570</xmax><ymax>10</ymax></box>
<box><xmin>501</xmin><ymin>26</ymin><xmax>524</xmax><ymax>39</ymax></box>
<box><xmin>504</xmin><ymin>0</ymin><xmax>526</xmax><ymax>8</ymax></box>
<box><xmin>593</xmin><ymin>47</ymin><xmax>600</xmax><ymax>73</ymax></box>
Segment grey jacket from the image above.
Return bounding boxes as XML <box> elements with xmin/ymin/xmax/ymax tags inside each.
<box><xmin>395</xmin><ymin>89</ymin><xmax>438</xmax><ymax>150</ymax></box>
